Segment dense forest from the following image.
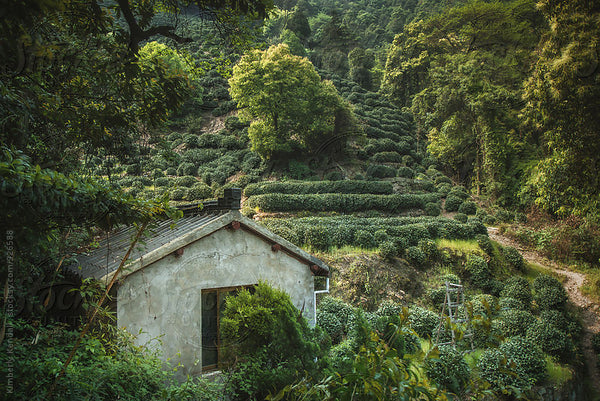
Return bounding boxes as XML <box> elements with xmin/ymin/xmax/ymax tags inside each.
<box><xmin>1</xmin><ymin>0</ymin><xmax>600</xmax><ymax>400</ymax></box>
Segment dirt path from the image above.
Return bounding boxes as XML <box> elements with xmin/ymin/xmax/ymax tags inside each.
<box><xmin>488</xmin><ymin>227</ymin><xmax>600</xmax><ymax>393</ymax></box>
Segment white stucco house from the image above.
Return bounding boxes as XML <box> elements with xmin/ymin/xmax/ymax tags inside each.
<box><xmin>73</xmin><ymin>189</ymin><xmax>329</xmax><ymax>377</ymax></box>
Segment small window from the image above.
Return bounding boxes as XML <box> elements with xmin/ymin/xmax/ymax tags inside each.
<box><xmin>201</xmin><ymin>285</ymin><xmax>254</xmax><ymax>371</ymax></box>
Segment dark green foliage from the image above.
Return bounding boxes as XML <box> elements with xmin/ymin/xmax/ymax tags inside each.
<box><xmin>355</xmin><ymin>230</ymin><xmax>377</xmax><ymax>249</ymax></box>
<box><xmin>221</xmin><ymin>282</ymin><xmax>326</xmax><ymax>400</ymax></box>
<box><xmin>261</xmin><ymin>215</ymin><xmax>480</xmax><ymax>250</ymax></box>
<box><xmin>246</xmin><ymin>193</ymin><xmax>440</xmax><ymax>213</ymax></box>
<box><xmin>533</xmin><ymin>275</ymin><xmax>568</xmax><ymax>310</ymax></box>
<box><xmin>379</xmin><ymin>240</ymin><xmax>399</xmax><ymax>260</ymax></box>
<box><xmin>453</xmin><ymin>213</ymin><xmax>468</xmax><ymax>223</ymax></box>
<box><xmin>424</xmin><ymin>202</ymin><xmax>441</xmax><ymax>216</ymax></box>
<box><xmin>406</xmin><ymin>246</ymin><xmax>426</xmax><ymax>267</ymax></box>
<box><xmin>304</xmin><ymin>225</ymin><xmax>331</xmax><ymax>251</ymax></box>
<box><xmin>374</xmin><ymin>229</ymin><xmax>390</xmax><ymax>244</ymax></box>
<box><xmin>169</xmin><ymin>187</ymin><xmax>188</xmax><ymax>200</ymax></box>
<box><xmin>174</xmin><ymin>175</ymin><xmax>197</xmax><ymax>188</ymax></box>
<box><xmin>244</xmin><ymin>180</ymin><xmax>393</xmax><ymax>196</ymax></box>
<box><xmin>176</xmin><ymin>162</ymin><xmax>196</xmax><ymax>176</ymax></box>
<box><xmin>592</xmin><ymin>333</ymin><xmax>600</xmax><ymax>353</ymax></box>
<box><xmin>425</xmin><ymin>346</ymin><xmax>471</xmax><ymax>394</ymax></box>
<box><xmin>448</xmin><ymin>186</ymin><xmax>469</xmax><ymax>200</ymax></box>
<box><xmin>186</xmin><ymin>183</ymin><xmax>213</xmax><ymax>200</ymax></box>
<box><xmin>466</xmin><ymin>254</ymin><xmax>492</xmax><ymax>290</ymax></box>
<box><xmin>371</xmin><ymin>151</ymin><xmax>403</xmax><ymax>163</ymax></box>
<box><xmin>478</xmin><ymin>336</ymin><xmax>546</xmax><ymax>392</ymax></box>
<box><xmin>458</xmin><ymin>201</ymin><xmax>477</xmax><ymax>215</ymax></box>
<box><xmin>366</xmin><ymin>164</ymin><xmax>396</xmax><ymax>178</ymax></box>
<box><xmin>397</xmin><ymin>166</ymin><xmax>415</xmax><ymax>178</ymax></box>
<box><xmin>526</xmin><ymin>318</ymin><xmax>572</xmax><ymax>361</ymax></box>
<box><xmin>418</xmin><ymin>239</ymin><xmax>439</xmax><ymax>263</ymax></box>
<box><xmin>500</xmin><ymin>277</ymin><xmax>532</xmax><ymax>309</ymax></box>
<box><xmin>444</xmin><ymin>196</ymin><xmax>463</xmax><ymax>212</ymax></box>
<box><xmin>154</xmin><ymin>177</ymin><xmax>170</xmax><ymax>187</ymax></box>
<box><xmin>498</xmin><ymin>308</ymin><xmax>535</xmax><ymax>337</ymax></box>
<box><xmin>408</xmin><ymin>306</ymin><xmax>438</xmax><ymax>338</ymax></box>
<box><xmin>476</xmin><ymin>234</ymin><xmax>494</xmax><ymax>255</ymax></box>
<box><xmin>287</xmin><ymin>160</ymin><xmax>312</xmax><ymax>179</ymax></box>
<box><xmin>324</xmin><ymin>171</ymin><xmax>344</xmax><ymax>181</ymax></box>
<box><xmin>1</xmin><ymin>319</ymin><xmax>220</xmax><ymax>400</ymax></box>
<box><xmin>437</xmin><ymin>182</ymin><xmax>452</xmax><ymax>196</ymax></box>
<box><xmin>503</xmin><ymin>246</ymin><xmax>525</xmax><ymax>271</ymax></box>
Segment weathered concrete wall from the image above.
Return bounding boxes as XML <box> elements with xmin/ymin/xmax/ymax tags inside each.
<box><xmin>117</xmin><ymin>226</ymin><xmax>315</xmax><ymax>378</ymax></box>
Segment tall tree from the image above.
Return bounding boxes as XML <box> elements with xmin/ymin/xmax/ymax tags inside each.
<box><xmin>383</xmin><ymin>0</ymin><xmax>542</xmax><ymax>203</ymax></box>
<box><xmin>229</xmin><ymin>44</ymin><xmax>358</xmax><ymax>160</ymax></box>
<box><xmin>522</xmin><ymin>0</ymin><xmax>600</xmax><ymax>217</ymax></box>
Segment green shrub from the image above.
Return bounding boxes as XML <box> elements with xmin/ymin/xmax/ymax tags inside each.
<box><xmin>408</xmin><ymin>306</ymin><xmax>438</xmax><ymax>338</ymax></box>
<box><xmin>324</xmin><ymin>171</ymin><xmax>344</xmax><ymax>181</ymax></box>
<box><xmin>425</xmin><ymin>346</ymin><xmax>471</xmax><ymax>394</ymax></box>
<box><xmin>246</xmin><ymin>193</ymin><xmax>439</xmax><ymax>213</ymax></box>
<box><xmin>448</xmin><ymin>186</ymin><xmax>469</xmax><ymax>200</ymax></box>
<box><xmin>366</xmin><ymin>164</ymin><xmax>396</xmax><ymax>178</ymax></box>
<box><xmin>169</xmin><ymin>187</ymin><xmax>188</xmax><ymax>200</ymax></box>
<box><xmin>476</xmin><ymin>234</ymin><xmax>494</xmax><ymax>255</ymax></box>
<box><xmin>458</xmin><ymin>201</ymin><xmax>476</xmax><ymax>215</ymax></box>
<box><xmin>371</xmin><ymin>151</ymin><xmax>403</xmax><ymax>163</ymax></box>
<box><xmin>304</xmin><ymin>225</ymin><xmax>331</xmax><ymax>251</ymax></box>
<box><xmin>526</xmin><ymin>318</ymin><xmax>572</xmax><ymax>360</ymax></box>
<box><xmin>453</xmin><ymin>213</ymin><xmax>468</xmax><ymax>223</ymax></box>
<box><xmin>437</xmin><ymin>182</ymin><xmax>452</xmax><ymax>197</ymax></box>
<box><xmin>379</xmin><ymin>240</ymin><xmax>399</xmax><ymax>260</ymax></box>
<box><xmin>175</xmin><ymin>175</ymin><xmax>197</xmax><ymax>188</ymax></box>
<box><xmin>424</xmin><ymin>202</ymin><xmax>441</xmax><ymax>216</ymax></box>
<box><xmin>154</xmin><ymin>177</ymin><xmax>170</xmax><ymax>187</ymax></box>
<box><xmin>406</xmin><ymin>246</ymin><xmax>426</xmax><ymax>267</ymax></box>
<box><xmin>397</xmin><ymin>166</ymin><xmax>415</xmax><ymax>178</ymax></box>
<box><xmin>483</xmin><ymin>215</ymin><xmax>497</xmax><ymax>225</ymax></box>
<box><xmin>176</xmin><ymin>162</ymin><xmax>196</xmax><ymax>176</ymax></box>
<box><xmin>503</xmin><ymin>246</ymin><xmax>525</xmax><ymax>271</ymax></box>
<box><xmin>418</xmin><ymin>239</ymin><xmax>439</xmax><ymax>263</ymax></box>
<box><xmin>498</xmin><ymin>308</ymin><xmax>535</xmax><ymax>337</ymax></box>
<box><xmin>186</xmin><ymin>183</ymin><xmax>213</xmax><ymax>200</ymax></box>
<box><xmin>244</xmin><ymin>180</ymin><xmax>394</xmax><ymax>196</ymax></box>
<box><xmin>221</xmin><ymin>283</ymin><xmax>327</xmax><ymax>400</ymax></box>
<box><xmin>374</xmin><ymin>229</ymin><xmax>390</xmax><ymax>243</ymax></box>
<box><xmin>478</xmin><ymin>336</ymin><xmax>546</xmax><ymax>392</ymax></box>
<box><xmin>444</xmin><ymin>196</ymin><xmax>463</xmax><ymax>212</ymax></box>
<box><xmin>466</xmin><ymin>254</ymin><xmax>492</xmax><ymax>290</ymax></box>
<box><xmin>500</xmin><ymin>277</ymin><xmax>532</xmax><ymax>309</ymax></box>
<box><xmin>288</xmin><ymin>160</ymin><xmax>311</xmax><ymax>179</ymax></box>
<box><xmin>317</xmin><ymin>310</ymin><xmax>344</xmax><ymax>344</ymax></box>
<box><xmin>165</xmin><ymin>167</ymin><xmax>176</xmax><ymax>176</ymax></box>
<box><xmin>533</xmin><ymin>275</ymin><xmax>568</xmax><ymax>310</ymax></box>
<box><xmin>355</xmin><ymin>230</ymin><xmax>377</xmax><ymax>249</ymax></box>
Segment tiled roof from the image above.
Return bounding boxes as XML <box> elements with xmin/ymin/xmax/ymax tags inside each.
<box><xmin>71</xmin><ymin>211</ymin><xmax>227</xmax><ymax>279</ymax></box>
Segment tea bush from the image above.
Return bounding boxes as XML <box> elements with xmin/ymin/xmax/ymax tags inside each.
<box><xmin>408</xmin><ymin>306</ymin><xmax>438</xmax><ymax>338</ymax></box>
<box><xmin>397</xmin><ymin>166</ymin><xmax>415</xmax><ymax>178</ymax></box>
<box><xmin>500</xmin><ymin>277</ymin><xmax>532</xmax><ymax>309</ymax></box>
<box><xmin>372</xmin><ymin>151</ymin><xmax>403</xmax><ymax>163</ymax></box>
<box><xmin>244</xmin><ymin>180</ymin><xmax>393</xmax><ymax>196</ymax></box>
<box><xmin>444</xmin><ymin>196</ymin><xmax>463</xmax><ymax>212</ymax></box>
<box><xmin>425</xmin><ymin>346</ymin><xmax>471</xmax><ymax>394</ymax></box>
<box><xmin>526</xmin><ymin>318</ymin><xmax>572</xmax><ymax>360</ymax></box>
<box><xmin>498</xmin><ymin>308</ymin><xmax>535</xmax><ymax>337</ymax></box>
<box><xmin>366</xmin><ymin>164</ymin><xmax>396</xmax><ymax>178</ymax></box>
<box><xmin>406</xmin><ymin>246</ymin><xmax>426</xmax><ymax>267</ymax></box>
<box><xmin>379</xmin><ymin>240</ymin><xmax>399</xmax><ymax>260</ymax></box>
<box><xmin>424</xmin><ymin>202</ymin><xmax>441</xmax><ymax>216</ymax></box>
<box><xmin>478</xmin><ymin>336</ymin><xmax>546</xmax><ymax>393</ymax></box>
<box><xmin>533</xmin><ymin>275</ymin><xmax>568</xmax><ymax>310</ymax></box>
<box><xmin>458</xmin><ymin>201</ymin><xmax>477</xmax><ymax>215</ymax></box>
<box><xmin>246</xmin><ymin>193</ymin><xmax>440</xmax><ymax>213</ymax></box>
<box><xmin>466</xmin><ymin>254</ymin><xmax>492</xmax><ymax>290</ymax></box>
<box><xmin>453</xmin><ymin>213</ymin><xmax>468</xmax><ymax>223</ymax></box>
<box><xmin>503</xmin><ymin>246</ymin><xmax>525</xmax><ymax>271</ymax></box>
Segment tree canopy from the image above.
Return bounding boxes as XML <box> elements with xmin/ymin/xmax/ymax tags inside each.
<box><xmin>229</xmin><ymin>43</ymin><xmax>358</xmax><ymax>160</ymax></box>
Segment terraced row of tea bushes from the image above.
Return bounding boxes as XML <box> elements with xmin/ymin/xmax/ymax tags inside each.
<box><xmin>261</xmin><ymin>216</ymin><xmax>486</xmax><ymax>249</ymax></box>
<box><xmin>246</xmin><ymin>193</ymin><xmax>441</xmax><ymax>213</ymax></box>
<box><xmin>244</xmin><ymin>180</ymin><xmax>393</xmax><ymax>196</ymax></box>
